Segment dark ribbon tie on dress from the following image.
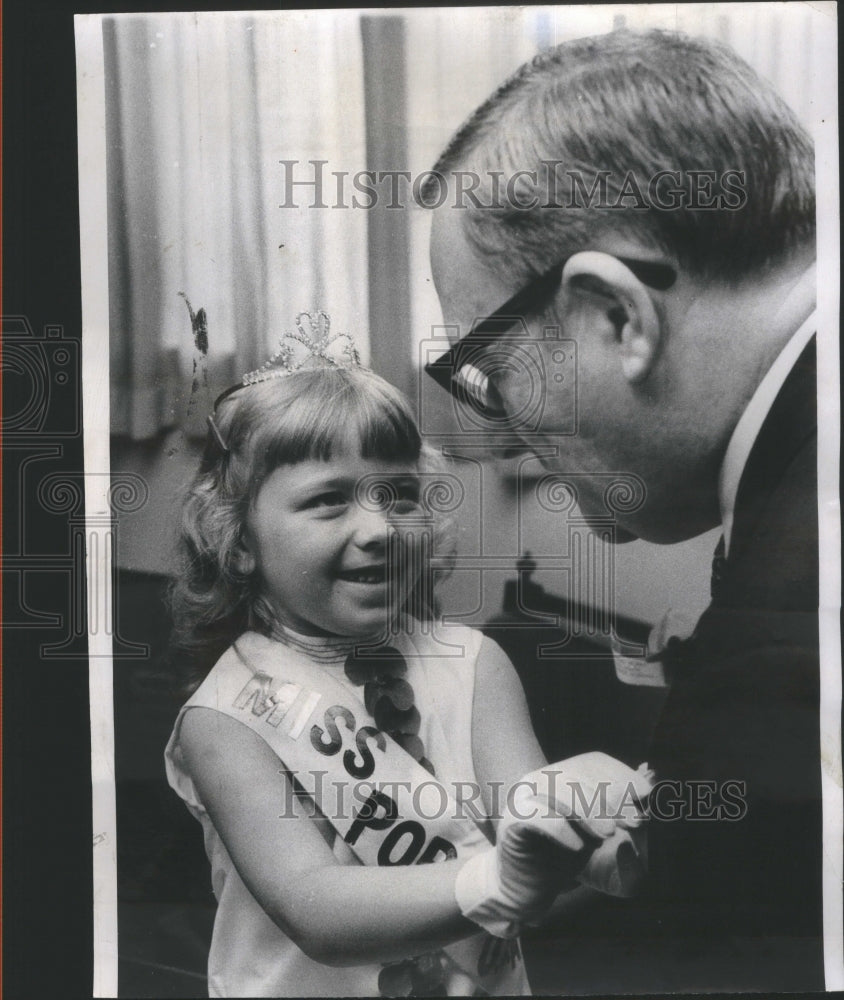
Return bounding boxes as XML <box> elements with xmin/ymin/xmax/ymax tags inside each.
<box><xmin>343</xmin><ymin>645</ymin><xmax>447</xmax><ymax>996</ymax></box>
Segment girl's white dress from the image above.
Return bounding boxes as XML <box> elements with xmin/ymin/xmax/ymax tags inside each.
<box><xmin>165</xmin><ymin>623</ymin><xmax>532</xmax><ymax>997</ymax></box>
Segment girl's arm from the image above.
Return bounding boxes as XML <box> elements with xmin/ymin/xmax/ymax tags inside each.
<box><xmin>469</xmin><ymin>636</ymin><xmax>637</xmax><ymax>918</ymax></box>
<box><xmin>471</xmin><ymin>634</ymin><xmax>548</xmax><ymax>818</ymax></box>
<box><xmin>179</xmin><ymin>706</ymin><xmax>478</xmax><ymax>967</ymax></box>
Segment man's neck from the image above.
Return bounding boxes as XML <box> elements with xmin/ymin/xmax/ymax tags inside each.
<box><xmin>718</xmin><ymin>303</ymin><xmax>816</xmax><ymax>552</ymax></box>
<box><xmin>655</xmin><ymin>251</ymin><xmax>817</xmax><ymax>541</ymax></box>
<box><xmin>729</xmin><ymin>257</ymin><xmax>816</xmax><ymax>437</ymax></box>
<box><xmin>682</xmin><ymin>252</ymin><xmax>817</xmax><ymax>454</ymax></box>
<box><xmin>769</xmin><ymin>258</ymin><xmax>817</xmax><ymax>344</ymax></box>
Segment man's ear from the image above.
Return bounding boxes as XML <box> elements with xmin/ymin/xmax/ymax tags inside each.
<box><xmin>560</xmin><ymin>251</ymin><xmax>663</xmax><ymax>383</ymax></box>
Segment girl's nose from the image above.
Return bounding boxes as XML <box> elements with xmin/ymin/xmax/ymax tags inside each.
<box><xmin>350</xmin><ymin>504</ymin><xmax>391</xmax><ymax>548</ymax></box>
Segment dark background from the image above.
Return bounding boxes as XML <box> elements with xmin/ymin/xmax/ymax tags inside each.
<box><xmin>3</xmin><ymin>4</ymin><xmax>93</xmax><ymax>997</ymax></box>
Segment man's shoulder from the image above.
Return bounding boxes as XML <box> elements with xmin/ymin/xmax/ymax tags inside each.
<box><xmin>726</xmin><ymin>429</ymin><xmax>817</xmax><ymax>607</ymax></box>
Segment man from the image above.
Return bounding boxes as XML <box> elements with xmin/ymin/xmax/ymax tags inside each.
<box><xmin>424</xmin><ymin>29</ymin><xmax>823</xmax><ymax>991</ymax></box>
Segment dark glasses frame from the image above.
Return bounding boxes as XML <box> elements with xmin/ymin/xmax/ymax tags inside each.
<box><xmin>424</xmin><ymin>255</ymin><xmax>677</xmax><ymax>416</ymax></box>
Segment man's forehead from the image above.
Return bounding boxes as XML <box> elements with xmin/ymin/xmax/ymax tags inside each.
<box><xmin>429</xmin><ymin>204</ymin><xmax>509</xmax><ymax>333</ymax></box>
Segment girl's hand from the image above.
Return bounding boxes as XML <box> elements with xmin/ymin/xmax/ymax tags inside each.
<box><xmin>454</xmin><ymin>783</ymin><xmax>592</xmax><ymax>938</ymax></box>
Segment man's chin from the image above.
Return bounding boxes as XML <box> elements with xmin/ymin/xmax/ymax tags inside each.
<box><xmin>612</xmin><ymin>525</ymin><xmax>639</xmax><ymax>545</ymax></box>
<box><xmin>610</xmin><ymin>526</ymin><xmax>639</xmax><ymax>544</ymax></box>
<box><xmin>581</xmin><ymin>513</ymin><xmax>639</xmax><ymax>543</ymax></box>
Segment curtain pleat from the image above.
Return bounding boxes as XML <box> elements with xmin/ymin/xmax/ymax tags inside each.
<box><xmin>360</xmin><ymin>15</ymin><xmax>413</xmax><ymax>402</ymax></box>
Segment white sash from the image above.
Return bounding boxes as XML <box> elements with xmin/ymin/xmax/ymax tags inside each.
<box><xmin>185</xmin><ymin>631</ymin><xmax>527</xmax><ymax>996</ymax></box>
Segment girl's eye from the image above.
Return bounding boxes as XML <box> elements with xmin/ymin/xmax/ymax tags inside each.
<box><xmin>392</xmin><ymin>483</ymin><xmax>422</xmax><ymax>514</ymax></box>
<box><xmin>308</xmin><ymin>491</ymin><xmax>347</xmax><ymax>510</ymax></box>
<box><xmin>398</xmin><ymin>482</ymin><xmax>421</xmax><ymax>503</ymax></box>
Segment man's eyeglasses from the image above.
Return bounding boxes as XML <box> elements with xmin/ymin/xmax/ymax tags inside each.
<box><xmin>424</xmin><ymin>256</ymin><xmax>677</xmax><ymax>419</ymax></box>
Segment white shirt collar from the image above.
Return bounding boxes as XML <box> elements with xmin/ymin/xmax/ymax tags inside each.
<box><xmin>718</xmin><ymin>307</ymin><xmax>816</xmax><ymax>554</ymax></box>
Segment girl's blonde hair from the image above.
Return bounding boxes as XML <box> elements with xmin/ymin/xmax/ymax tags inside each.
<box><xmin>168</xmin><ymin>367</ymin><xmax>453</xmax><ymax>692</ymax></box>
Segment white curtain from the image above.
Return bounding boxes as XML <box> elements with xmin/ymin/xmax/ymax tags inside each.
<box><xmin>106</xmin><ymin>11</ymin><xmax>369</xmax><ymax>440</ymax></box>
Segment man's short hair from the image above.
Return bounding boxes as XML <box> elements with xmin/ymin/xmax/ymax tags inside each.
<box><xmin>425</xmin><ymin>29</ymin><xmax>815</xmax><ymax>282</ymax></box>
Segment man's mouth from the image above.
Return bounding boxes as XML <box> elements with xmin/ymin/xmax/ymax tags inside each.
<box><xmin>337</xmin><ymin>564</ymin><xmax>388</xmax><ymax>584</ymax></box>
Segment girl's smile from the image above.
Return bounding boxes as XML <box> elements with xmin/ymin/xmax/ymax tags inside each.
<box><xmin>335</xmin><ymin>564</ymin><xmax>389</xmax><ymax>585</ymax></box>
<box><xmin>242</xmin><ymin>451</ymin><xmax>422</xmax><ymax>637</ymax></box>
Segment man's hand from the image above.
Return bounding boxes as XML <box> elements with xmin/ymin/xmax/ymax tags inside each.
<box><xmin>520</xmin><ymin>752</ymin><xmax>653</xmax><ymax>897</ymax></box>
<box><xmin>454</xmin><ymin>753</ymin><xmax>653</xmax><ymax>936</ymax></box>
<box><xmin>522</xmin><ymin>751</ymin><xmax>653</xmax><ymax>830</ymax></box>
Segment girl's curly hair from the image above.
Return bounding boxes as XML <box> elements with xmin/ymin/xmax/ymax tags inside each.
<box><xmin>168</xmin><ymin>366</ymin><xmax>456</xmax><ymax>695</ymax></box>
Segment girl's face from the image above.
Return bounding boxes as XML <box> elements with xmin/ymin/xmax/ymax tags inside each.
<box><xmin>243</xmin><ymin>450</ymin><xmax>423</xmax><ymax>637</ymax></box>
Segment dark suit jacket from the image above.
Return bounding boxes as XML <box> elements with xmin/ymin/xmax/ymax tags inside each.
<box><xmin>643</xmin><ymin>337</ymin><xmax>823</xmax><ymax>991</ymax></box>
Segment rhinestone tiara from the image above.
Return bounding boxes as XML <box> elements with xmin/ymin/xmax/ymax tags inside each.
<box><xmin>242</xmin><ymin>310</ymin><xmax>361</xmax><ymax>386</ymax></box>
<box><xmin>195</xmin><ymin>307</ymin><xmax>364</xmax><ymax>455</ymax></box>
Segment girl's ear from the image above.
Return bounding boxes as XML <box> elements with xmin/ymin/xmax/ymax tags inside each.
<box><xmin>232</xmin><ymin>537</ymin><xmax>256</xmax><ymax>576</ymax></box>
<box><xmin>560</xmin><ymin>251</ymin><xmax>664</xmax><ymax>383</ymax></box>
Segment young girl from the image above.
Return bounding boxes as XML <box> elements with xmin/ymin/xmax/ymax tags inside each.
<box><xmin>165</xmin><ymin>312</ymin><xmax>649</xmax><ymax>997</ymax></box>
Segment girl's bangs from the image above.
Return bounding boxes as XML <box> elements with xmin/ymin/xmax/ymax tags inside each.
<box><xmin>241</xmin><ymin>370</ymin><xmax>422</xmax><ymax>479</ymax></box>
